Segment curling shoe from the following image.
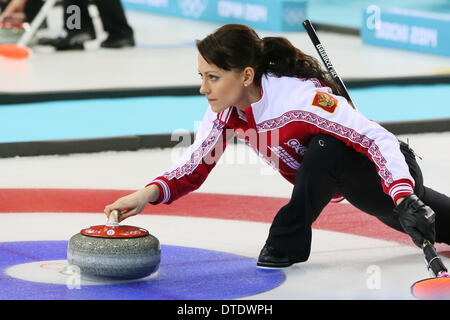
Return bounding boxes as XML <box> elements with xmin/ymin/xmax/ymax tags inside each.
<box><xmin>257</xmin><ymin>245</ymin><xmax>294</xmax><ymax>269</ymax></box>
<box><xmin>100</xmin><ymin>35</ymin><xmax>135</xmax><ymax>49</ymax></box>
<box><xmin>37</xmin><ymin>30</ymin><xmax>96</xmax><ymax>50</ymax></box>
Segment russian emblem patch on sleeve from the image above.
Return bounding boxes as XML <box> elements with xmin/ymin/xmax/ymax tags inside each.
<box><xmin>311</xmin><ymin>92</ymin><xmax>339</xmax><ymax>113</ymax></box>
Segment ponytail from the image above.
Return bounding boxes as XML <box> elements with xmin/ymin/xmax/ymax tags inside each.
<box><xmin>260</xmin><ymin>37</ymin><xmax>341</xmax><ymax>95</ymax></box>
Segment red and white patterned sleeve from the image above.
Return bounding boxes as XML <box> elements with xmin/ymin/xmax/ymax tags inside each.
<box><xmin>305</xmin><ymin>90</ymin><xmax>415</xmax><ymax>204</ymax></box>
<box><xmin>146</xmin><ymin>106</ymin><xmax>230</xmax><ymax>205</ymax></box>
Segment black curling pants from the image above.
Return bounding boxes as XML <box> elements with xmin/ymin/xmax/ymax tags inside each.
<box><xmin>265</xmin><ymin>134</ymin><xmax>450</xmax><ymax>263</ymax></box>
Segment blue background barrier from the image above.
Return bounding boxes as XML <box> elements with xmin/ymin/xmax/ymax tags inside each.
<box><xmin>122</xmin><ymin>0</ymin><xmax>307</xmax><ymax>31</ymax></box>
<box><xmin>1</xmin><ymin>85</ymin><xmax>449</xmax><ymax>144</ymax></box>
<box><xmin>361</xmin><ymin>7</ymin><xmax>450</xmax><ymax>57</ymax></box>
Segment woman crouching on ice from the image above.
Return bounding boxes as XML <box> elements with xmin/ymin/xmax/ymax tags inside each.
<box><xmin>105</xmin><ymin>24</ymin><xmax>450</xmax><ymax>268</ymax></box>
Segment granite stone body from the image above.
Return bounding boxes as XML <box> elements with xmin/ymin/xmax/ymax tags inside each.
<box><xmin>67</xmin><ymin>233</ymin><xmax>161</xmax><ymax>279</ymax></box>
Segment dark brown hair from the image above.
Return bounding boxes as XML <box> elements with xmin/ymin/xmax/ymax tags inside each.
<box><xmin>196</xmin><ymin>24</ymin><xmax>341</xmax><ymax>95</ymax></box>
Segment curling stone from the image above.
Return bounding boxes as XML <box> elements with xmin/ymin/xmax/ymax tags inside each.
<box><xmin>67</xmin><ymin>210</ymin><xmax>161</xmax><ymax>279</ymax></box>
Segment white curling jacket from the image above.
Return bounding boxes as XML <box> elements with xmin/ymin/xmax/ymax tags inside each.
<box><xmin>147</xmin><ymin>74</ymin><xmax>414</xmax><ymax>205</ymax></box>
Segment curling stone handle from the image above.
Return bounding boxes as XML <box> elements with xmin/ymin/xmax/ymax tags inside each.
<box><xmin>106</xmin><ymin>210</ymin><xmax>121</xmax><ymax>226</ymax></box>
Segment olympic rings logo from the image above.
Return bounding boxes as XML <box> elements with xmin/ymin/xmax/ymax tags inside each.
<box><xmin>178</xmin><ymin>0</ymin><xmax>208</xmax><ymax>18</ymax></box>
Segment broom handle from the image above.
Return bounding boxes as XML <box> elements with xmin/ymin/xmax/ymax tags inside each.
<box><xmin>423</xmin><ymin>240</ymin><xmax>448</xmax><ymax>277</ymax></box>
<box><xmin>17</xmin><ymin>0</ymin><xmax>58</xmax><ymax>47</ymax></box>
<box><xmin>302</xmin><ymin>19</ymin><xmax>357</xmax><ymax>110</ymax></box>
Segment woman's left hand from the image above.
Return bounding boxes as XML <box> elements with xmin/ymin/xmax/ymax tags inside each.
<box><xmin>394</xmin><ymin>194</ymin><xmax>436</xmax><ymax>247</ymax></box>
<box><xmin>104</xmin><ymin>185</ymin><xmax>160</xmax><ymax>222</ymax></box>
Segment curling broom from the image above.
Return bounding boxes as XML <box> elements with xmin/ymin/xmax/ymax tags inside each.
<box><xmin>0</xmin><ymin>0</ymin><xmax>57</xmax><ymax>59</ymax></box>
